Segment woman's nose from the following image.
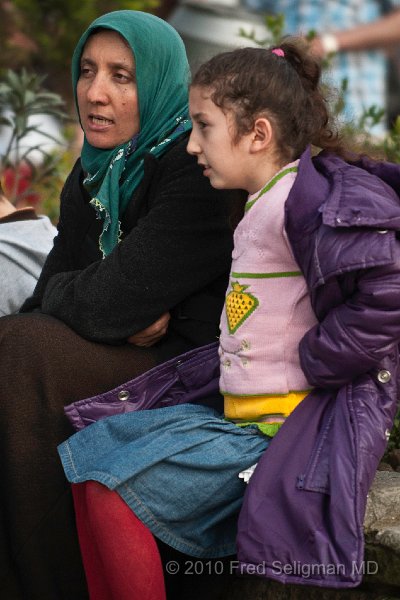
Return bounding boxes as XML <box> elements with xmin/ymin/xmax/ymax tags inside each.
<box><xmin>86</xmin><ymin>74</ymin><xmax>109</xmax><ymax>105</ymax></box>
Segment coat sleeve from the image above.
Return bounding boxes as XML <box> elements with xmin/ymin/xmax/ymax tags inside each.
<box><xmin>37</xmin><ymin>145</ymin><xmax>234</xmax><ymax>344</ymax></box>
<box><xmin>299</xmin><ymin>242</ymin><xmax>400</xmax><ymax>388</ymax></box>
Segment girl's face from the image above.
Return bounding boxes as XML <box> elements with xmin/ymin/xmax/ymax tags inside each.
<box><xmin>77</xmin><ymin>30</ymin><xmax>139</xmax><ymax>149</ymax></box>
<box><xmin>188</xmin><ymin>86</ymin><xmax>255</xmax><ymax>193</ymax></box>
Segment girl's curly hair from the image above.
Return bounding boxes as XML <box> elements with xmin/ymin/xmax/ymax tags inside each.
<box><xmin>191</xmin><ymin>37</ymin><xmax>344</xmax><ymax>163</ymax></box>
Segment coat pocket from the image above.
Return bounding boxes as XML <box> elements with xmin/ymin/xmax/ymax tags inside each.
<box><xmin>296</xmin><ymin>399</ymin><xmax>335</xmax><ymax>494</ymax></box>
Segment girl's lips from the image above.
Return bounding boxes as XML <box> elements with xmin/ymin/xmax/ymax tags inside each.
<box><xmin>199</xmin><ymin>163</ymin><xmax>211</xmax><ymax>177</ymax></box>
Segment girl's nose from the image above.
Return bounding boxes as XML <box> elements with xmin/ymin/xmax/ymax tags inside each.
<box><xmin>187</xmin><ymin>131</ymin><xmax>201</xmax><ymax>155</ymax></box>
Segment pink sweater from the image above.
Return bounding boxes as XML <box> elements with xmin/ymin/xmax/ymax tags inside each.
<box><xmin>219</xmin><ymin>161</ymin><xmax>317</xmax><ymax>397</ymax></box>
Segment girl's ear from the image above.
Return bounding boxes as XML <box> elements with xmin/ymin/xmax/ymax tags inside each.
<box><xmin>249</xmin><ymin>117</ymin><xmax>274</xmax><ymax>153</ymax></box>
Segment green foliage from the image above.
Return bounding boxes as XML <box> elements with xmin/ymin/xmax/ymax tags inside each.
<box><xmin>358</xmin><ymin>105</ymin><xmax>386</xmax><ymax>134</ymax></box>
<box><xmin>9</xmin><ymin>0</ymin><xmax>159</xmax><ymax>70</ymax></box>
<box><xmin>386</xmin><ymin>409</ymin><xmax>400</xmax><ymax>454</ymax></box>
<box><xmin>263</xmin><ymin>14</ymin><xmax>285</xmax><ymax>45</ymax></box>
<box><xmin>382</xmin><ymin>115</ymin><xmax>400</xmax><ymax>164</ymax></box>
<box><xmin>0</xmin><ymin>68</ymin><xmax>67</xmax><ymax>207</ymax></box>
<box><xmin>239</xmin><ymin>13</ymin><xmax>285</xmax><ymax>47</ymax></box>
<box><xmin>0</xmin><ymin>69</ymin><xmax>67</xmax><ymax>161</ymax></box>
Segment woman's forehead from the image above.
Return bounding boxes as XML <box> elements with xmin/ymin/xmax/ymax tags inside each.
<box><xmin>83</xmin><ymin>29</ymin><xmax>132</xmax><ymax>53</ymax></box>
<box><xmin>81</xmin><ymin>29</ymin><xmax>135</xmax><ymax>68</ymax></box>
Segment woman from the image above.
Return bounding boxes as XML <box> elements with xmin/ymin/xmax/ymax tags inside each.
<box><xmin>0</xmin><ymin>10</ymin><xmax>239</xmax><ymax>599</ymax></box>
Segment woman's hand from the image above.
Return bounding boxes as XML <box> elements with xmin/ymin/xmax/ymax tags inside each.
<box><xmin>127</xmin><ymin>312</ymin><xmax>171</xmax><ymax>347</ymax></box>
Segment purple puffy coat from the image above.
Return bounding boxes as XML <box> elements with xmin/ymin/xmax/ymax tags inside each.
<box><xmin>238</xmin><ymin>147</ymin><xmax>400</xmax><ymax>587</ymax></box>
<box><xmin>65</xmin><ymin>147</ymin><xmax>400</xmax><ymax>588</ymax></box>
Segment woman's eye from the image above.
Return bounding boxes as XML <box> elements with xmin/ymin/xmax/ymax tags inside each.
<box><xmin>80</xmin><ymin>67</ymin><xmax>93</xmax><ymax>77</ymax></box>
<box><xmin>198</xmin><ymin>121</ymin><xmax>208</xmax><ymax>130</ymax></box>
<box><xmin>114</xmin><ymin>72</ymin><xmax>131</xmax><ymax>83</ymax></box>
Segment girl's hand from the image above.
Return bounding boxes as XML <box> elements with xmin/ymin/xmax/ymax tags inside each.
<box><xmin>127</xmin><ymin>312</ymin><xmax>171</xmax><ymax>347</ymax></box>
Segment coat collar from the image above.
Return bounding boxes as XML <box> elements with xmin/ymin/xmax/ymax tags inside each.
<box><xmin>287</xmin><ymin>147</ymin><xmax>400</xmax><ymax>232</ymax></box>
<box><xmin>285</xmin><ymin>147</ymin><xmax>400</xmax><ymax>289</ymax></box>
<box><xmin>316</xmin><ymin>151</ymin><xmax>400</xmax><ymax>229</ymax></box>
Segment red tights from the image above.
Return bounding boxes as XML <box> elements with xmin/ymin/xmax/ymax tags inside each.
<box><xmin>72</xmin><ymin>482</ymin><xmax>166</xmax><ymax>600</ymax></box>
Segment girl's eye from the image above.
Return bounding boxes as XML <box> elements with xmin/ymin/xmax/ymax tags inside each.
<box><xmin>198</xmin><ymin>121</ymin><xmax>208</xmax><ymax>130</ymax></box>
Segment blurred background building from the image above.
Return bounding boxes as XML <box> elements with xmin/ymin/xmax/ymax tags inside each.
<box><xmin>167</xmin><ymin>0</ymin><xmax>400</xmax><ymax>133</ymax></box>
<box><xmin>168</xmin><ymin>0</ymin><xmax>270</xmax><ymax>69</ymax></box>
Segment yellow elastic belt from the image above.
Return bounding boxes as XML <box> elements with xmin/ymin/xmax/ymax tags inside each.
<box><xmin>224</xmin><ymin>391</ymin><xmax>309</xmax><ymax>422</ymax></box>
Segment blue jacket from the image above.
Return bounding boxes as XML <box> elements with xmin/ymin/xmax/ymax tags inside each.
<box><xmin>65</xmin><ymin>147</ymin><xmax>400</xmax><ymax>588</ymax></box>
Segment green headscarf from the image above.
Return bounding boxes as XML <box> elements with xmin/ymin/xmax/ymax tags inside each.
<box><xmin>71</xmin><ymin>10</ymin><xmax>192</xmax><ymax>256</ymax></box>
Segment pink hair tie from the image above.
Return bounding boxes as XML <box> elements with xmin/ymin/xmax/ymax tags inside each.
<box><xmin>272</xmin><ymin>48</ymin><xmax>285</xmax><ymax>57</ymax></box>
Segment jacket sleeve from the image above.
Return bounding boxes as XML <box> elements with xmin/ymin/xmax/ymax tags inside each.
<box><xmin>38</xmin><ymin>145</ymin><xmax>234</xmax><ymax>344</ymax></box>
<box><xmin>299</xmin><ymin>243</ymin><xmax>400</xmax><ymax>388</ymax></box>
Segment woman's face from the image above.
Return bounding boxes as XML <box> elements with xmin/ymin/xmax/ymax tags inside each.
<box><xmin>77</xmin><ymin>30</ymin><xmax>139</xmax><ymax>149</ymax></box>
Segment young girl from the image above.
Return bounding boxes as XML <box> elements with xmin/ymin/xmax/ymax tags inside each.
<box><xmin>59</xmin><ymin>38</ymin><xmax>400</xmax><ymax>594</ymax></box>
<box><xmin>187</xmin><ymin>43</ymin><xmax>323</xmax><ymax>439</ymax></box>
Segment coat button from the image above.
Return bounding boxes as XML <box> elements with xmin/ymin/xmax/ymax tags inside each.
<box><xmin>377</xmin><ymin>370</ymin><xmax>391</xmax><ymax>384</ymax></box>
<box><xmin>118</xmin><ymin>390</ymin><xmax>130</xmax><ymax>401</ymax></box>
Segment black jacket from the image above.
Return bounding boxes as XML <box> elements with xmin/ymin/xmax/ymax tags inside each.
<box><xmin>21</xmin><ymin>134</ymin><xmax>240</xmax><ymax>360</ymax></box>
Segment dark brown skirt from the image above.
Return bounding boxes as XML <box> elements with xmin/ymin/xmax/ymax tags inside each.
<box><xmin>0</xmin><ymin>313</ymin><xmax>156</xmax><ymax>599</ymax></box>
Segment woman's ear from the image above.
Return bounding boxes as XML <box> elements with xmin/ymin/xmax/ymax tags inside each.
<box><xmin>249</xmin><ymin>117</ymin><xmax>274</xmax><ymax>153</ymax></box>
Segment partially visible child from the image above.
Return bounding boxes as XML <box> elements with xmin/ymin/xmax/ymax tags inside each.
<box><xmin>0</xmin><ymin>185</ymin><xmax>56</xmax><ymax>315</ymax></box>
<box><xmin>58</xmin><ymin>37</ymin><xmax>400</xmax><ymax>594</ymax></box>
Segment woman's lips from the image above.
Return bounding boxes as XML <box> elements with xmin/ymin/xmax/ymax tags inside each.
<box><xmin>87</xmin><ymin>115</ymin><xmax>114</xmax><ymax>130</ymax></box>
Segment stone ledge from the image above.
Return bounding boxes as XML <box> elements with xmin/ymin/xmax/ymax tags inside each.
<box><xmin>365</xmin><ymin>472</ymin><xmax>400</xmax><ymax>529</ymax></box>
<box><xmin>221</xmin><ymin>576</ymin><xmax>400</xmax><ymax>599</ymax></box>
<box><xmin>363</xmin><ymin>471</ymin><xmax>400</xmax><ymax>590</ymax></box>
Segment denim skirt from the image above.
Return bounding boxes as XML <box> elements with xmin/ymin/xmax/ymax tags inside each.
<box><xmin>58</xmin><ymin>403</ymin><xmax>270</xmax><ymax>557</ymax></box>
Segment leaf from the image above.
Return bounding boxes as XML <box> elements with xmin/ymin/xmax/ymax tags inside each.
<box><xmin>0</xmin><ymin>115</ymin><xmax>13</xmax><ymax>127</ymax></box>
<box><xmin>30</xmin><ymin>129</ymin><xmax>64</xmax><ymax>145</ymax></box>
<box><xmin>19</xmin><ymin>144</ymin><xmax>49</xmax><ymax>161</ymax></box>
